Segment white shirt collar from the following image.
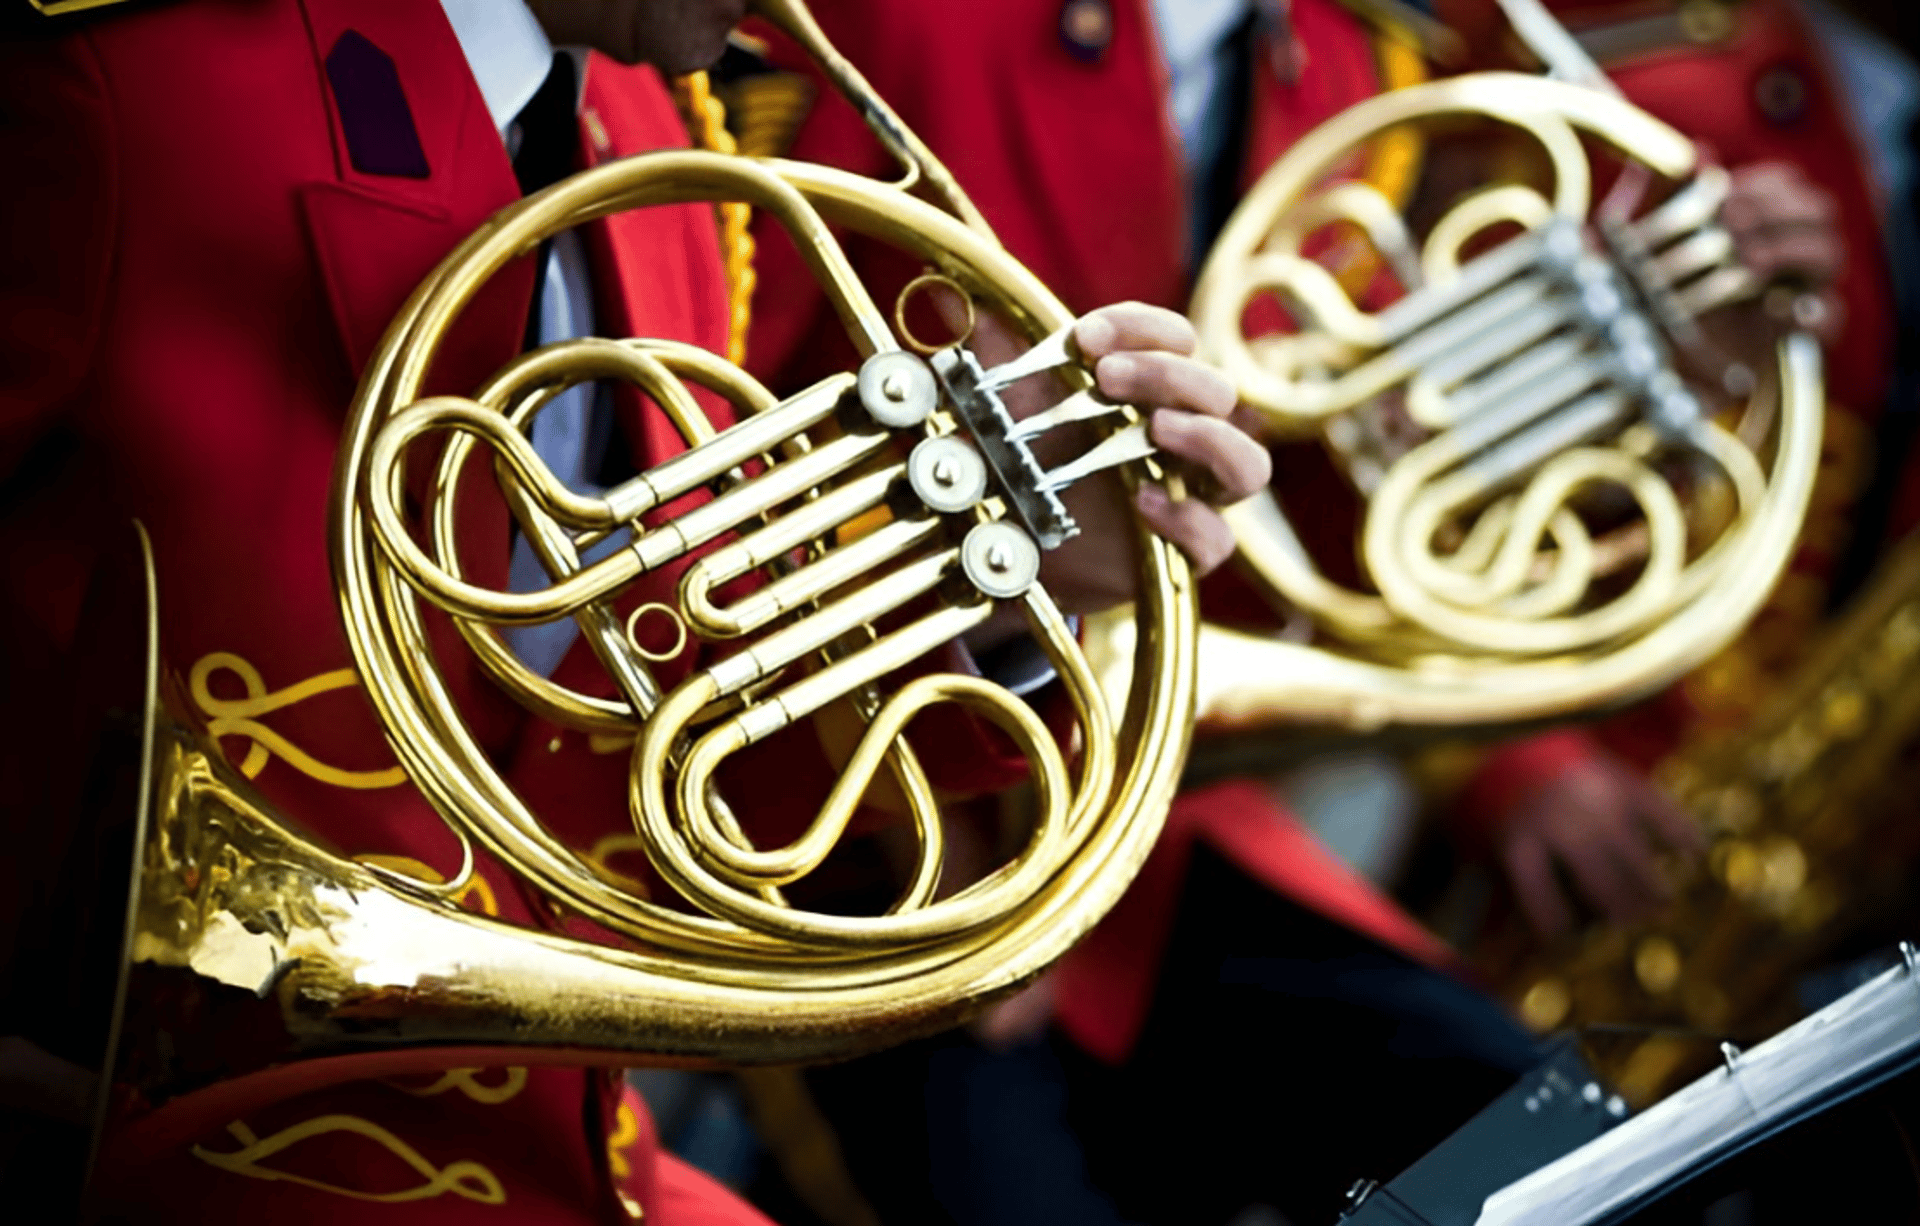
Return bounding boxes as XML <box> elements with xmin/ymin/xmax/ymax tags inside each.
<box><xmin>439</xmin><ymin>0</ymin><xmax>588</xmax><ymax>141</ymax></box>
<box><xmin>1148</xmin><ymin>0</ymin><xmax>1255</xmax><ymax>170</ymax></box>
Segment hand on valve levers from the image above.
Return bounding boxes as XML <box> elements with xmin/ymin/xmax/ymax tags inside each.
<box><xmin>941</xmin><ymin>301</ymin><xmax>1267</xmax><ymax>1047</ymax></box>
<box><xmin>1490</xmin><ymin>160</ymin><xmax>1843</xmax><ymax>938</ymax></box>
<box><xmin>961</xmin><ymin>301</ymin><xmax>1271</xmax><ymax>656</ymax></box>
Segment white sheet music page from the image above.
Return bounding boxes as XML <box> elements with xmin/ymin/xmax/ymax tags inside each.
<box><xmin>1477</xmin><ymin>961</ymin><xmax>1920</xmax><ymax>1225</ymax></box>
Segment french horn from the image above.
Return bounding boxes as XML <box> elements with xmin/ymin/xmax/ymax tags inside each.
<box><xmin>79</xmin><ymin>0</ymin><xmax>1196</xmax><ymax>1168</ymax></box>
<box><xmin>1159</xmin><ymin>0</ymin><xmax>1822</xmax><ymax>735</ymax></box>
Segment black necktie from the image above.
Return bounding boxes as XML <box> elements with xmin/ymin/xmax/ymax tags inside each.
<box><xmin>512</xmin><ymin>52</ymin><xmax>580</xmax><ymax>198</ymax></box>
<box><xmin>512</xmin><ymin>54</ymin><xmax>581</xmax><ymax>349</ymax></box>
<box><xmin>1189</xmin><ymin>14</ymin><xmax>1257</xmax><ymax>278</ymax></box>
<box><xmin>502</xmin><ymin>53</ymin><xmax>605</xmax><ymax>674</ymax></box>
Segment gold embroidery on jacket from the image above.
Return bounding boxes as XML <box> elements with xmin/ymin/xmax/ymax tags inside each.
<box><xmin>392</xmin><ymin>1067</ymin><xmax>530</xmax><ymax>1105</ymax></box>
<box><xmin>189</xmin><ymin>652</ymin><xmax>406</xmax><ymax>789</ymax></box>
<box><xmin>191</xmin><ymin>1116</ymin><xmax>506</xmax><ymax>1204</ymax></box>
<box><xmin>606</xmin><ymin>1099</ymin><xmax>642</xmax><ymax>1181</ymax></box>
<box><xmin>583</xmin><ymin>832</ymin><xmax>655</xmax><ymax>898</ymax></box>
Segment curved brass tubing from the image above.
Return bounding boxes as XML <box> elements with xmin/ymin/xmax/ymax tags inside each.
<box><xmin>92</xmin><ymin>0</ymin><xmax>1199</xmax><ymax>1166</ymax></box>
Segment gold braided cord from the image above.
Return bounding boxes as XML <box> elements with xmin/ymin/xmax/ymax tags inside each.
<box><xmin>677</xmin><ymin>70</ymin><xmax>758</xmax><ymax>365</ymax></box>
<box><xmin>1364</xmin><ymin>25</ymin><xmax>1429</xmax><ymax>209</ymax></box>
<box><xmin>189</xmin><ymin>652</ymin><xmax>407</xmax><ymax>789</ymax></box>
<box><xmin>1326</xmin><ymin>28</ymin><xmax>1430</xmax><ymax>302</ymax></box>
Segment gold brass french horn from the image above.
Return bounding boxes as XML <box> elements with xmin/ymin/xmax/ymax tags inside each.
<box><xmin>1163</xmin><ymin>1</ymin><xmax>1822</xmax><ymax>735</ymax></box>
<box><xmin>96</xmin><ymin>0</ymin><xmax>1194</xmax><ymax>1164</ymax></box>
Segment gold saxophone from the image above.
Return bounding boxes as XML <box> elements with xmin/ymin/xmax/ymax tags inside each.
<box><xmin>1488</xmin><ymin>531</ymin><xmax>1920</xmax><ymax>1107</ymax></box>
<box><xmin>1141</xmin><ymin>0</ymin><xmax>1823</xmax><ymax>736</ymax></box>
<box><xmin>82</xmin><ymin>0</ymin><xmax>1198</xmax><ymax>1170</ymax></box>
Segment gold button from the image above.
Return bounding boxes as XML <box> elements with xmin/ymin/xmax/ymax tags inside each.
<box><xmin>1634</xmin><ymin>936</ymin><xmax>1682</xmax><ymax>996</ymax></box>
<box><xmin>1519</xmin><ymin>978</ymin><xmax>1572</xmax><ymax>1032</ymax></box>
<box><xmin>1677</xmin><ymin>0</ymin><xmax>1734</xmax><ymax>44</ymax></box>
<box><xmin>1058</xmin><ymin>0</ymin><xmax>1112</xmax><ymax>63</ymax></box>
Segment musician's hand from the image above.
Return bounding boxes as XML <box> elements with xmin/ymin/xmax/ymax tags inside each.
<box><xmin>1075</xmin><ymin>302</ymin><xmax>1270</xmax><ymax>573</ymax></box>
<box><xmin>1724</xmin><ymin>161</ymin><xmax>1844</xmax><ymax>288</ymax></box>
<box><xmin>963</xmin><ymin>303</ymin><xmax>1267</xmax><ymax>634</ymax></box>
<box><xmin>1496</xmin><ymin>752</ymin><xmax>1703</xmax><ymax>938</ymax></box>
<box><xmin>1723</xmin><ymin>161</ymin><xmax>1844</xmax><ymax>341</ymax></box>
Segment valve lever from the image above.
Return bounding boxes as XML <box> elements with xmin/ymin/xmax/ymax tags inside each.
<box><xmin>1042</xmin><ymin>424</ymin><xmax>1157</xmax><ymax>492</ymax></box>
<box><xmin>1006</xmin><ymin>389</ymin><xmax>1131</xmax><ymax>442</ymax></box>
<box><xmin>971</xmin><ymin>324</ymin><xmax>1079</xmax><ymax>394</ymax></box>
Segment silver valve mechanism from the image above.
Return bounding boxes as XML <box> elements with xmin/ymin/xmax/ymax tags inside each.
<box><xmin>856</xmin><ymin>328</ymin><xmax>1154</xmax><ymax>554</ymax></box>
<box><xmin>930</xmin><ymin>328</ymin><xmax>1152</xmax><ymax>550</ymax></box>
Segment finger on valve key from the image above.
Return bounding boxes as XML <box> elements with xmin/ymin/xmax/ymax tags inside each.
<box><xmin>1072</xmin><ymin>301</ymin><xmax>1198</xmax><ymax>361</ymax></box>
<box><xmin>1148</xmin><ymin>409</ymin><xmax>1271</xmax><ymax>505</ymax></box>
<box><xmin>1724</xmin><ymin>161</ymin><xmax>1845</xmax><ymax>286</ymax></box>
<box><xmin>1135</xmin><ymin>484</ymin><xmax>1238</xmax><ymax>576</ymax></box>
<box><xmin>1092</xmin><ymin>350</ymin><xmax>1237</xmax><ymax>423</ymax></box>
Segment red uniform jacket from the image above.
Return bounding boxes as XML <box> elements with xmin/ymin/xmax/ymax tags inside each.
<box><xmin>0</xmin><ymin>2</ymin><xmax>801</xmax><ymax>1221</ymax></box>
<box><xmin>1447</xmin><ymin>0</ymin><xmax>1907</xmax><ymax>837</ymax></box>
<box><xmin>745</xmin><ymin>0</ymin><xmax>1456</xmax><ymax>1066</ymax></box>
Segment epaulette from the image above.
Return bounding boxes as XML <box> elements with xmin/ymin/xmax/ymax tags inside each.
<box><xmin>6</xmin><ymin>0</ymin><xmax>161</xmax><ymax>33</ymax></box>
<box><xmin>19</xmin><ymin>0</ymin><xmax>142</xmax><ymax>16</ymax></box>
<box><xmin>712</xmin><ymin>30</ymin><xmax>816</xmax><ymax>161</ymax></box>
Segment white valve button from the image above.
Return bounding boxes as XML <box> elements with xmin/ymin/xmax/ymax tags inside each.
<box><xmin>908</xmin><ymin>436</ymin><xmax>989</xmax><ymax>513</ymax></box>
<box><xmin>858</xmin><ymin>350</ymin><xmax>939</xmax><ymax>429</ymax></box>
<box><xmin>961</xmin><ymin>521</ymin><xmax>1041</xmax><ymax>600</ymax></box>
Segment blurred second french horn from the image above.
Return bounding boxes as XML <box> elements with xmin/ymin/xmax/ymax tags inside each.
<box><xmin>1173</xmin><ymin>70</ymin><xmax>1821</xmax><ymax>734</ymax></box>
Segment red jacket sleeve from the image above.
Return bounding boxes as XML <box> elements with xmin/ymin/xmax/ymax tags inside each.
<box><xmin>653</xmin><ymin>1153</ymin><xmax>779</xmax><ymax>1226</ymax></box>
<box><xmin>1452</xmin><ymin>727</ymin><xmax>1607</xmax><ymax>849</ymax></box>
<box><xmin>0</xmin><ymin>35</ymin><xmax>115</xmax><ymax>479</ymax></box>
